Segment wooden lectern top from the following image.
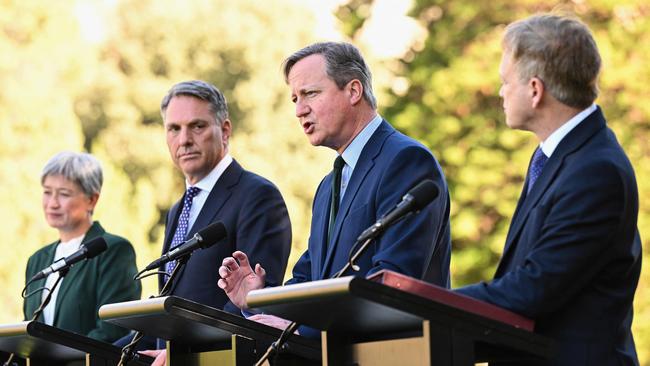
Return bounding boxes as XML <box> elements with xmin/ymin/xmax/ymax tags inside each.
<box><xmin>367</xmin><ymin>270</ymin><xmax>534</xmax><ymax>331</ymax></box>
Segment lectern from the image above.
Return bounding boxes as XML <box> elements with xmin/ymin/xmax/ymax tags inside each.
<box><xmin>0</xmin><ymin>321</ymin><xmax>152</xmax><ymax>366</ymax></box>
<box><xmin>99</xmin><ymin>296</ymin><xmax>320</xmax><ymax>365</ymax></box>
<box><xmin>246</xmin><ymin>270</ymin><xmax>554</xmax><ymax>366</ymax></box>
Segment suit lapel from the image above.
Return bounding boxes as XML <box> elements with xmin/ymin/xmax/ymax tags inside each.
<box><xmin>26</xmin><ymin>244</ymin><xmax>57</xmax><ymax>321</ymax></box>
<box><xmin>167</xmin><ymin>160</ymin><xmax>243</xmax><ymax>284</ymax></box>
<box><xmin>163</xmin><ymin>202</ymin><xmax>182</xmax><ymax>252</ymax></box>
<box><xmin>159</xmin><ymin>200</ymin><xmax>182</xmax><ymax>288</ymax></box>
<box><xmin>320</xmin><ymin>121</ymin><xmax>394</xmax><ymax>278</ymax></box>
<box><xmin>311</xmin><ymin>179</ymin><xmax>332</xmax><ymax>278</ymax></box>
<box><xmin>497</xmin><ymin>108</ymin><xmax>606</xmax><ymax>274</ymax></box>
<box><xmin>189</xmin><ymin>160</ymin><xmax>242</xmax><ymax>236</ymax></box>
<box><xmin>53</xmin><ymin>222</ymin><xmax>104</xmax><ymax>325</ymax></box>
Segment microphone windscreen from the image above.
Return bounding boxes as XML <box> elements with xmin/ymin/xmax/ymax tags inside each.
<box><xmin>84</xmin><ymin>237</ymin><xmax>108</xmax><ymax>259</ymax></box>
<box><xmin>409</xmin><ymin>180</ymin><xmax>440</xmax><ymax>210</ymax></box>
<box><xmin>198</xmin><ymin>221</ymin><xmax>227</xmax><ymax>248</ymax></box>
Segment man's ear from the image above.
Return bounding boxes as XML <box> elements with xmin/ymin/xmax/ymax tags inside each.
<box><xmin>221</xmin><ymin>119</ymin><xmax>232</xmax><ymax>146</ymax></box>
<box><xmin>530</xmin><ymin>77</ymin><xmax>545</xmax><ymax>108</ymax></box>
<box><xmin>348</xmin><ymin>79</ymin><xmax>364</xmax><ymax>105</ymax></box>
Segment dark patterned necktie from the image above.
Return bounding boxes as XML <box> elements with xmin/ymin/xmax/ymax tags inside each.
<box><xmin>328</xmin><ymin>156</ymin><xmax>345</xmax><ymax>245</ymax></box>
<box><xmin>527</xmin><ymin>147</ymin><xmax>548</xmax><ymax>194</ymax></box>
<box><xmin>165</xmin><ymin>186</ymin><xmax>201</xmax><ymax>280</ymax></box>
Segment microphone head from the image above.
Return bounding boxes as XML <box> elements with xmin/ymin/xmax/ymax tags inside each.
<box><xmin>197</xmin><ymin>221</ymin><xmax>227</xmax><ymax>249</ymax></box>
<box><xmin>84</xmin><ymin>237</ymin><xmax>108</xmax><ymax>259</ymax></box>
<box><xmin>408</xmin><ymin>180</ymin><xmax>440</xmax><ymax>210</ymax></box>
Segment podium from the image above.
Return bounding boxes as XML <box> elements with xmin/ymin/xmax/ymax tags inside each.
<box><xmin>99</xmin><ymin>296</ymin><xmax>321</xmax><ymax>365</ymax></box>
<box><xmin>0</xmin><ymin>321</ymin><xmax>152</xmax><ymax>366</ymax></box>
<box><xmin>247</xmin><ymin>270</ymin><xmax>554</xmax><ymax>366</ymax></box>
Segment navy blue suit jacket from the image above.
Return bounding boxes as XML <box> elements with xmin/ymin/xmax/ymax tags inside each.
<box><xmin>456</xmin><ymin>107</ymin><xmax>641</xmax><ymax>366</ymax></box>
<box><xmin>288</xmin><ymin>120</ymin><xmax>451</xmax><ymax>287</ymax></box>
<box><xmin>160</xmin><ymin>159</ymin><xmax>292</xmax><ymax>314</ymax></box>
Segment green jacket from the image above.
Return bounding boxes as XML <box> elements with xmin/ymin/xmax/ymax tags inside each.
<box><xmin>23</xmin><ymin>221</ymin><xmax>141</xmax><ymax>342</ymax></box>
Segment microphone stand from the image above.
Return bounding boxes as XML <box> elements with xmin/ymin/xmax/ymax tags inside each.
<box><xmin>253</xmin><ymin>237</ymin><xmax>373</xmax><ymax>366</ymax></box>
<box><xmin>117</xmin><ymin>256</ymin><xmax>189</xmax><ymax>366</ymax></box>
<box><xmin>4</xmin><ymin>268</ymin><xmax>69</xmax><ymax>366</ymax></box>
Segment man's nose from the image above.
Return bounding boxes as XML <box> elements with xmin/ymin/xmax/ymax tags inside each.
<box><xmin>295</xmin><ymin>100</ymin><xmax>310</xmax><ymax>118</ymax></box>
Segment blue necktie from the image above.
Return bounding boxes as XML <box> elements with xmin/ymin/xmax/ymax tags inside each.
<box><xmin>328</xmin><ymin>156</ymin><xmax>345</xmax><ymax>245</ymax></box>
<box><xmin>165</xmin><ymin>186</ymin><xmax>201</xmax><ymax>280</ymax></box>
<box><xmin>527</xmin><ymin>148</ymin><xmax>548</xmax><ymax>194</ymax></box>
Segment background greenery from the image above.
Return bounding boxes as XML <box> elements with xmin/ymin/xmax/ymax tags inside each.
<box><xmin>1</xmin><ymin>0</ymin><xmax>647</xmax><ymax>363</ymax></box>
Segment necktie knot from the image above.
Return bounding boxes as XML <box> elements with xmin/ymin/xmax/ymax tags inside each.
<box><xmin>333</xmin><ymin>155</ymin><xmax>345</xmax><ymax>171</ymax></box>
<box><xmin>527</xmin><ymin>148</ymin><xmax>548</xmax><ymax>193</ymax></box>
<box><xmin>185</xmin><ymin>186</ymin><xmax>201</xmax><ymax>201</ymax></box>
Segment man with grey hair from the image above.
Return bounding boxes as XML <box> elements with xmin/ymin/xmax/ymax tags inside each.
<box><xmin>132</xmin><ymin>80</ymin><xmax>292</xmax><ymax>363</ymax></box>
<box><xmin>218</xmin><ymin>42</ymin><xmax>452</xmax><ymax>336</ymax></box>
<box><xmin>456</xmin><ymin>14</ymin><xmax>641</xmax><ymax>366</ymax></box>
<box><xmin>24</xmin><ymin>151</ymin><xmax>141</xmax><ymax>342</ymax></box>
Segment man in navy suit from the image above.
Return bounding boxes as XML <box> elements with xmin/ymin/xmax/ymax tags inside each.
<box><xmin>135</xmin><ymin>80</ymin><xmax>292</xmax><ymax>363</ymax></box>
<box><xmin>455</xmin><ymin>14</ymin><xmax>642</xmax><ymax>366</ymax></box>
<box><xmin>218</xmin><ymin>42</ymin><xmax>451</xmax><ymax>332</ymax></box>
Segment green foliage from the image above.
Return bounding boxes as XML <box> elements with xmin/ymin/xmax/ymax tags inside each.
<box><xmin>339</xmin><ymin>0</ymin><xmax>650</xmax><ymax>363</ymax></box>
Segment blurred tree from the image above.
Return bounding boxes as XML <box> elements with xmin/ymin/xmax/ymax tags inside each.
<box><xmin>0</xmin><ymin>0</ymin><xmax>90</xmax><ymax>318</ymax></box>
<box><xmin>337</xmin><ymin>0</ymin><xmax>649</xmax><ymax>364</ymax></box>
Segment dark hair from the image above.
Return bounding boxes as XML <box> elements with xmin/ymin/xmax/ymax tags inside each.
<box><xmin>160</xmin><ymin>80</ymin><xmax>229</xmax><ymax>123</ymax></box>
<box><xmin>282</xmin><ymin>42</ymin><xmax>377</xmax><ymax>109</ymax></box>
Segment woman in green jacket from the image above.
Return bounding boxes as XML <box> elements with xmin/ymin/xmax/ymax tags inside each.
<box><xmin>23</xmin><ymin>151</ymin><xmax>141</xmax><ymax>342</ymax></box>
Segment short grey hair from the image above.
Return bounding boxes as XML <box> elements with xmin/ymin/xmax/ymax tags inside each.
<box><xmin>160</xmin><ymin>80</ymin><xmax>229</xmax><ymax>124</ymax></box>
<box><xmin>282</xmin><ymin>42</ymin><xmax>377</xmax><ymax>109</ymax></box>
<box><xmin>503</xmin><ymin>13</ymin><xmax>601</xmax><ymax>109</ymax></box>
<box><xmin>41</xmin><ymin>151</ymin><xmax>103</xmax><ymax>197</ymax></box>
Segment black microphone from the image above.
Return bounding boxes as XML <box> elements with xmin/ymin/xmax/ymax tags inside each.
<box><xmin>356</xmin><ymin>180</ymin><xmax>440</xmax><ymax>243</ymax></box>
<box><xmin>144</xmin><ymin>221</ymin><xmax>227</xmax><ymax>271</ymax></box>
<box><xmin>30</xmin><ymin>237</ymin><xmax>108</xmax><ymax>282</ymax></box>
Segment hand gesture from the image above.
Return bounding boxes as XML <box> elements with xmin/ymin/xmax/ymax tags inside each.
<box><xmin>217</xmin><ymin>251</ymin><xmax>266</xmax><ymax>309</ymax></box>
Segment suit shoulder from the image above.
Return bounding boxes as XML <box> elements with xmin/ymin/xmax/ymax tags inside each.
<box><xmin>574</xmin><ymin>131</ymin><xmax>635</xmax><ymax>176</ymax></box>
<box><xmin>381</xmin><ymin>128</ymin><xmax>434</xmax><ymax>156</ymax></box>
<box><xmin>239</xmin><ymin>169</ymin><xmax>283</xmax><ymax>193</ymax></box>
<box><xmin>100</xmin><ymin>231</ymin><xmax>135</xmax><ymax>250</ymax></box>
<box><xmin>27</xmin><ymin>241</ymin><xmax>57</xmax><ymax>262</ymax></box>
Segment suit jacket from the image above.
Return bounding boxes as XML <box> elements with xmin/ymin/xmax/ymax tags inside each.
<box><xmin>456</xmin><ymin>107</ymin><xmax>641</xmax><ymax>366</ymax></box>
<box><xmin>24</xmin><ymin>221</ymin><xmax>141</xmax><ymax>343</ymax></box>
<box><xmin>288</xmin><ymin>120</ymin><xmax>451</xmax><ymax>286</ymax></box>
<box><xmin>160</xmin><ymin>159</ymin><xmax>291</xmax><ymax>314</ymax></box>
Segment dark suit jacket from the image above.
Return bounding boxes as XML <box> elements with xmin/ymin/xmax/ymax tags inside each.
<box><xmin>160</xmin><ymin>159</ymin><xmax>291</xmax><ymax>314</ymax></box>
<box><xmin>288</xmin><ymin>120</ymin><xmax>451</xmax><ymax>286</ymax></box>
<box><xmin>456</xmin><ymin>107</ymin><xmax>641</xmax><ymax>366</ymax></box>
<box><xmin>24</xmin><ymin>222</ymin><xmax>141</xmax><ymax>342</ymax></box>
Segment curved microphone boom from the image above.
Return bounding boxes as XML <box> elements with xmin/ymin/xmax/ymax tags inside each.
<box><xmin>143</xmin><ymin>221</ymin><xmax>227</xmax><ymax>271</ymax></box>
<box><xmin>356</xmin><ymin>179</ymin><xmax>440</xmax><ymax>243</ymax></box>
<box><xmin>30</xmin><ymin>237</ymin><xmax>108</xmax><ymax>282</ymax></box>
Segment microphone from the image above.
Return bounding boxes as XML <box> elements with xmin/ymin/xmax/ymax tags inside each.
<box><xmin>144</xmin><ymin>221</ymin><xmax>227</xmax><ymax>271</ymax></box>
<box><xmin>356</xmin><ymin>180</ymin><xmax>440</xmax><ymax>243</ymax></box>
<box><xmin>30</xmin><ymin>237</ymin><xmax>108</xmax><ymax>282</ymax></box>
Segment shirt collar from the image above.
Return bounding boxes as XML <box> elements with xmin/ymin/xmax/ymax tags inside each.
<box><xmin>540</xmin><ymin>104</ymin><xmax>597</xmax><ymax>158</ymax></box>
<box><xmin>340</xmin><ymin>114</ymin><xmax>382</xmax><ymax>170</ymax></box>
<box><xmin>186</xmin><ymin>153</ymin><xmax>233</xmax><ymax>193</ymax></box>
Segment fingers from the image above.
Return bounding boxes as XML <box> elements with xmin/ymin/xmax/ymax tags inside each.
<box><xmin>255</xmin><ymin>263</ymin><xmax>266</xmax><ymax>279</ymax></box>
<box><xmin>248</xmin><ymin>314</ymin><xmax>292</xmax><ymax>330</ymax></box>
<box><xmin>220</xmin><ymin>256</ymin><xmax>240</xmax><ymax>273</ymax></box>
<box><xmin>233</xmin><ymin>251</ymin><xmax>251</xmax><ymax>269</ymax></box>
<box><xmin>217</xmin><ymin>278</ymin><xmax>227</xmax><ymax>290</ymax></box>
<box><xmin>152</xmin><ymin>349</ymin><xmax>167</xmax><ymax>366</ymax></box>
<box><xmin>139</xmin><ymin>350</ymin><xmax>161</xmax><ymax>356</ymax></box>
